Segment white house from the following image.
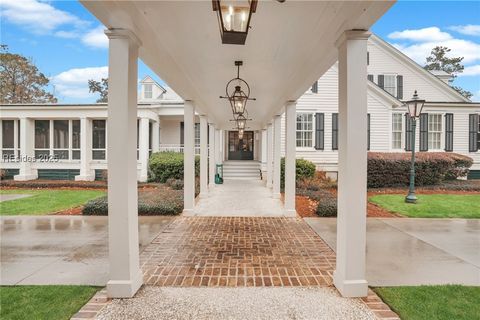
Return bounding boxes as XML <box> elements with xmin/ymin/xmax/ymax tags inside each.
<box><xmin>1</xmin><ymin>35</ymin><xmax>479</xmax><ymax>182</ymax></box>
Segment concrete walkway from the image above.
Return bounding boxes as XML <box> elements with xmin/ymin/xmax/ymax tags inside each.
<box><xmin>0</xmin><ymin>216</ymin><xmax>173</xmax><ymax>285</ymax></box>
<box><xmin>305</xmin><ymin>217</ymin><xmax>480</xmax><ymax>286</ymax></box>
<box><xmin>186</xmin><ymin>180</ymin><xmax>288</xmax><ymax>217</ymax></box>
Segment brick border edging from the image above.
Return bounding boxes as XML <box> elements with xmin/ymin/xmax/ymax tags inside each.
<box><xmin>361</xmin><ymin>288</ymin><xmax>400</xmax><ymax>320</ymax></box>
<box><xmin>70</xmin><ymin>289</ymin><xmax>110</xmax><ymax>320</ymax></box>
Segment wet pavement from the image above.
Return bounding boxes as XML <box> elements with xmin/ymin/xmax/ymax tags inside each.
<box><xmin>0</xmin><ymin>215</ymin><xmax>174</xmax><ymax>285</ymax></box>
<box><xmin>305</xmin><ymin>218</ymin><xmax>480</xmax><ymax>286</ymax></box>
<box><xmin>0</xmin><ymin>194</ymin><xmax>33</xmax><ymax>202</ymax></box>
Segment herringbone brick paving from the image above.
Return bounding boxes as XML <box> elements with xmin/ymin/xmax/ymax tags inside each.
<box><xmin>140</xmin><ymin>217</ymin><xmax>336</xmax><ymax>287</ymax></box>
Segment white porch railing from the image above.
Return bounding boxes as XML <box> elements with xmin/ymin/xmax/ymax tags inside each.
<box><xmin>158</xmin><ymin>144</ymin><xmax>201</xmax><ymax>155</ymax></box>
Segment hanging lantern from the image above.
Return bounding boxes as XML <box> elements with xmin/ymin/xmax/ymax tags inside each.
<box><xmin>220</xmin><ymin>61</ymin><xmax>256</xmax><ymax>118</ymax></box>
<box><xmin>236</xmin><ymin>115</ymin><xmax>247</xmax><ymax>130</ymax></box>
<box><xmin>212</xmin><ymin>0</ymin><xmax>258</xmax><ymax>45</ymax></box>
<box><xmin>238</xmin><ymin>128</ymin><xmax>244</xmax><ymax>140</ymax></box>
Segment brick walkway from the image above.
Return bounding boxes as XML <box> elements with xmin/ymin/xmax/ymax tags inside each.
<box><xmin>140</xmin><ymin>217</ymin><xmax>336</xmax><ymax>287</ymax></box>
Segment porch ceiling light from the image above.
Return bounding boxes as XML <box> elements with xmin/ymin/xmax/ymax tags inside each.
<box><xmin>212</xmin><ymin>0</ymin><xmax>257</xmax><ymax>45</ymax></box>
<box><xmin>405</xmin><ymin>90</ymin><xmax>425</xmax><ymax>119</ymax></box>
<box><xmin>237</xmin><ymin>114</ymin><xmax>247</xmax><ymax>130</ymax></box>
<box><xmin>220</xmin><ymin>61</ymin><xmax>256</xmax><ymax>118</ymax></box>
<box><xmin>238</xmin><ymin>128</ymin><xmax>245</xmax><ymax>139</ymax></box>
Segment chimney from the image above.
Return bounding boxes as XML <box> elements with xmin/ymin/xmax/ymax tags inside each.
<box><xmin>430</xmin><ymin>69</ymin><xmax>453</xmax><ymax>84</ymax></box>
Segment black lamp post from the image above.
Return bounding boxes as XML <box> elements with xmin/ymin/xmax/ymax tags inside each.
<box><xmin>405</xmin><ymin>90</ymin><xmax>425</xmax><ymax>204</ymax></box>
<box><xmin>212</xmin><ymin>0</ymin><xmax>257</xmax><ymax>45</ymax></box>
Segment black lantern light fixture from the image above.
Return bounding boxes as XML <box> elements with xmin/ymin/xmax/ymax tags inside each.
<box><xmin>220</xmin><ymin>61</ymin><xmax>256</xmax><ymax>118</ymax></box>
<box><xmin>212</xmin><ymin>0</ymin><xmax>257</xmax><ymax>45</ymax></box>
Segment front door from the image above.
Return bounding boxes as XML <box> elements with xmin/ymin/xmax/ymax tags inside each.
<box><xmin>228</xmin><ymin>131</ymin><xmax>254</xmax><ymax>160</ymax></box>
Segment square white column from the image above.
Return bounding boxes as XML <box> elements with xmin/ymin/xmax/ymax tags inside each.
<box><xmin>208</xmin><ymin>123</ymin><xmax>216</xmax><ymax>186</ymax></box>
<box><xmin>333</xmin><ymin>30</ymin><xmax>371</xmax><ymax>298</ymax></box>
<box><xmin>138</xmin><ymin>117</ymin><xmax>150</xmax><ymax>182</ymax></box>
<box><xmin>105</xmin><ymin>28</ymin><xmax>142</xmax><ymax>298</ymax></box>
<box><xmin>266</xmin><ymin>123</ymin><xmax>273</xmax><ymax>188</ymax></box>
<box><xmin>260</xmin><ymin>129</ymin><xmax>267</xmax><ymax>174</ymax></box>
<box><xmin>15</xmin><ymin>118</ymin><xmax>37</xmax><ymax>181</ymax></box>
<box><xmin>183</xmin><ymin>101</ymin><xmax>195</xmax><ymax>212</ymax></box>
<box><xmin>199</xmin><ymin>115</ymin><xmax>208</xmax><ymax>196</ymax></box>
<box><xmin>284</xmin><ymin>102</ymin><xmax>297</xmax><ymax>216</ymax></box>
<box><xmin>272</xmin><ymin>115</ymin><xmax>282</xmax><ymax>198</ymax></box>
<box><xmin>215</xmin><ymin>129</ymin><xmax>221</xmax><ymax>164</ymax></box>
<box><xmin>75</xmin><ymin>117</ymin><xmax>94</xmax><ymax>181</ymax></box>
<box><xmin>151</xmin><ymin>118</ymin><xmax>160</xmax><ymax>153</ymax></box>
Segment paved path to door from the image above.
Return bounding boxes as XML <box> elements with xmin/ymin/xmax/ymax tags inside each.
<box><xmin>305</xmin><ymin>217</ymin><xmax>480</xmax><ymax>286</ymax></box>
<box><xmin>186</xmin><ymin>180</ymin><xmax>288</xmax><ymax>217</ymax></box>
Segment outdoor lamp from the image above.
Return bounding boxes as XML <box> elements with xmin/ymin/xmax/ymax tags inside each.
<box><xmin>220</xmin><ymin>61</ymin><xmax>256</xmax><ymax>118</ymax></box>
<box><xmin>405</xmin><ymin>90</ymin><xmax>425</xmax><ymax>204</ymax></box>
<box><xmin>236</xmin><ymin>115</ymin><xmax>247</xmax><ymax>130</ymax></box>
<box><xmin>212</xmin><ymin>0</ymin><xmax>257</xmax><ymax>45</ymax></box>
<box><xmin>230</xmin><ymin>86</ymin><xmax>248</xmax><ymax>116</ymax></box>
<box><xmin>238</xmin><ymin>128</ymin><xmax>244</xmax><ymax>139</ymax></box>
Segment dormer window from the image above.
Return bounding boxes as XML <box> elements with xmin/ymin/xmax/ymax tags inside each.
<box><xmin>144</xmin><ymin>84</ymin><xmax>153</xmax><ymax>99</ymax></box>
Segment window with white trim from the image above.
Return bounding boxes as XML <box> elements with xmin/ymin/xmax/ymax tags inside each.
<box><xmin>384</xmin><ymin>75</ymin><xmax>396</xmax><ymax>96</ymax></box>
<box><xmin>34</xmin><ymin>119</ymin><xmax>80</xmax><ymax>160</ymax></box>
<box><xmin>144</xmin><ymin>84</ymin><xmax>153</xmax><ymax>99</ymax></box>
<box><xmin>392</xmin><ymin>113</ymin><xmax>403</xmax><ymax>149</ymax></box>
<box><xmin>296</xmin><ymin>113</ymin><xmax>313</xmax><ymax>148</ymax></box>
<box><xmin>428</xmin><ymin>114</ymin><xmax>442</xmax><ymax>150</ymax></box>
<box><xmin>34</xmin><ymin>120</ymin><xmax>50</xmax><ymax>158</ymax></box>
<box><xmin>92</xmin><ymin>120</ymin><xmax>106</xmax><ymax>160</ymax></box>
<box><xmin>1</xmin><ymin>120</ymin><xmax>19</xmax><ymax>158</ymax></box>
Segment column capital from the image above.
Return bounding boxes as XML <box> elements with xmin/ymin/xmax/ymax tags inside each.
<box><xmin>105</xmin><ymin>28</ymin><xmax>142</xmax><ymax>47</ymax></box>
<box><xmin>286</xmin><ymin>100</ymin><xmax>297</xmax><ymax>106</ymax></box>
<box><xmin>335</xmin><ymin>30</ymin><xmax>371</xmax><ymax>48</ymax></box>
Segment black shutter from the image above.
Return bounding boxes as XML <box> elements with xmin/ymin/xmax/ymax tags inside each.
<box><xmin>367</xmin><ymin>114</ymin><xmax>371</xmax><ymax>151</ymax></box>
<box><xmin>419</xmin><ymin>113</ymin><xmax>429</xmax><ymax>151</ymax></box>
<box><xmin>405</xmin><ymin>114</ymin><xmax>413</xmax><ymax>151</ymax></box>
<box><xmin>315</xmin><ymin>113</ymin><xmax>324</xmax><ymax>150</ymax></box>
<box><xmin>332</xmin><ymin>113</ymin><xmax>338</xmax><ymax>150</ymax></box>
<box><xmin>378</xmin><ymin>75</ymin><xmax>384</xmax><ymax>89</ymax></box>
<box><xmin>397</xmin><ymin>75</ymin><xmax>403</xmax><ymax>100</ymax></box>
<box><xmin>469</xmin><ymin>114</ymin><xmax>479</xmax><ymax>152</ymax></box>
<box><xmin>367</xmin><ymin>51</ymin><xmax>370</xmax><ymax>65</ymax></box>
<box><xmin>311</xmin><ymin>81</ymin><xmax>318</xmax><ymax>93</ymax></box>
<box><xmin>444</xmin><ymin>113</ymin><xmax>453</xmax><ymax>152</ymax></box>
<box><xmin>180</xmin><ymin>122</ymin><xmax>184</xmax><ymax>146</ymax></box>
<box><xmin>367</xmin><ymin>74</ymin><xmax>374</xmax><ymax>82</ymax></box>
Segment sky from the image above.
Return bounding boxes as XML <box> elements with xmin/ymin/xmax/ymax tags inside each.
<box><xmin>1</xmin><ymin>0</ymin><xmax>479</xmax><ymax>103</ymax></box>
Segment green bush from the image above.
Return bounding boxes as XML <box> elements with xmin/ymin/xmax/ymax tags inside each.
<box><xmin>149</xmin><ymin>152</ymin><xmax>200</xmax><ymax>183</ymax></box>
<box><xmin>298</xmin><ymin>188</ymin><xmax>337</xmax><ymax>217</ymax></box>
<box><xmin>367</xmin><ymin>152</ymin><xmax>473</xmax><ymax>188</ymax></box>
<box><xmin>280</xmin><ymin>158</ymin><xmax>316</xmax><ymax>187</ymax></box>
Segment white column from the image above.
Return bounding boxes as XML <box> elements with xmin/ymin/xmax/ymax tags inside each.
<box><xmin>75</xmin><ymin>117</ymin><xmax>94</xmax><ymax>181</ymax></box>
<box><xmin>272</xmin><ymin>115</ymin><xmax>282</xmax><ymax>198</ymax></box>
<box><xmin>209</xmin><ymin>123</ymin><xmax>216</xmax><ymax>186</ymax></box>
<box><xmin>199</xmin><ymin>115</ymin><xmax>208</xmax><ymax>196</ymax></box>
<box><xmin>152</xmin><ymin>118</ymin><xmax>160</xmax><ymax>153</ymax></box>
<box><xmin>215</xmin><ymin>129</ymin><xmax>221</xmax><ymax>164</ymax></box>
<box><xmin>284</xmin><ymin>102</ymin><xmax>297</xmax><ymax>216</ymax></box>
<box><xmin>260</xmin><ymin>129</ymin><xmax>267</xmax><ymax>174</ymax></box>
<box><xmin>220</xmin><ymin>130</ymin><xmax>225</xmax><ymax>162</ymax></box>
<box><xmin>138</xmin><ymin>117</ymin><xmax>149</xmax><ymax>182</ymax></box>
<box><xmin>183</xmin><ymin>101</ymin><xmax>195</xmax><ymax>212</ymax></box>
<box><xmin>105</xmin><ymin>28</ymin><xmax>142</xmax><ymax>298</ymax></box>
<box><xmin>15</xmin><ymin>118</ymin><xmax>37</xmax><ymax>181</ymax></box>
<box><xmin>333</xmin><ymin>30</ymin><xmax>371</xmax><ymax>298</ymax></box>
<box><xmin>266</xmin><ymin>123</ymin><xmax>273</xmax><ymax>188</ymax></box>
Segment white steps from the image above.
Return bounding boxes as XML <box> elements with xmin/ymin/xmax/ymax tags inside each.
<box><xmin>222</xmin><ymin>161</ymin><xmax>261</xmax><ymax>180</ymax></box>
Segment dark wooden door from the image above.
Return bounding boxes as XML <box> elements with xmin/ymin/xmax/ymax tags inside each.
<box><xmin>228</xmin><ymin>131</ymin><xmax>254</xmax><ymax>160</ymax></box>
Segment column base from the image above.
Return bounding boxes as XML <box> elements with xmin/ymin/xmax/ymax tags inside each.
<box><xmin>107</xmin><ymin>269</ymin><xmax>143</xmax><ymax>298</ymax></box>
<box><xmin>333</xmin><ymin>271</ymin><xmax>368</xmax><ymax>297</ymax></box>
<box><xmin>75</xmin><ymin>174</ymin><xmax>95</xmax><ymax>182</ymax></box>
<box><xmin>14</xmin><ymin>174</ymin><xmax>38</xmax><ymax>181</ymax></box>
<box><xmin>182</xmin><ymin>208</ymin><xmax>194</xmax><ymax>215</ymax></box>
<box><xmin>284</xmin><ymin>209</ymin><xmax>297</xmax><ymax>217</ymax></box>
<box><xmin>138</xmin><ymin>175</ymin><xmax>148</xmax><ymax>183</ymax></box>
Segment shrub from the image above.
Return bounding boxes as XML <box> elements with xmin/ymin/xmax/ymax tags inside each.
<box><xmin>298</xmin><ymin>188</ymin><xmax>337</xmax><ymax>217</ymax></box>
<box><xmin>149</xmin><ymin>152</ymin><xmax>200</xmax><ymax>183</ymax></box>
<box><xmin>297</xmin><ymin>171</ymin><xmax>337</xmax><ymax>191</ymax></box>
<box><xmin>83</xmin><ymin>185</ymin><xmax>183</xmax><ymax>215</ymax></box>
<box><xmin>166</xmin><ymin>178</ymin><xmax>184</xmax><ymax>190</ymax></box>
<box><xmin>367</xmin><ymin>152</ymin><xmax>473</xmax><ymax>188</ymax></box>
<box><xmin>280</xmin><ymin>158</ymin><xmax>316</xmax><ymax>186</ymax></box>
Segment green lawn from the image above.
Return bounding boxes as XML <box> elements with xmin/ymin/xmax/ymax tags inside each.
<box><xmin>369</xmin><ymin>194</ymin><xmax>480</xmax><ymax>218</ymax></box>
<box><xmin>0</xmin><ymin>285</ymin><xmax>100</xmax><ymax>320</ymax></box>
<box><xmin>374</xmin><ymin>285</ymin><xmax>480</xmax><ymax>320</ymax></box>
<box><xmin>0</xmin><ymin>189</ymin><xmax>105</xmax><ymax>215</ymax></box>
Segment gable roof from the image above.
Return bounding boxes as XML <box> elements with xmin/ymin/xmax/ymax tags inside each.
<box><xmin>370</xmin><ymin>34</ymin><xmax>469</xmax><ymax>103</ymax></box>
<box><xmin>140</xmin><ymin>75</ymin><xmax>167</xmax><ymax>94</ymax></box>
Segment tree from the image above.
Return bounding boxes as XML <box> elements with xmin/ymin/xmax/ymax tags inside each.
<box><xmin>424</xmin><ymin>46</ymin><xmax>472</xmax><ymax>99</ymax></box>
<box><xmin>88</xmin><ymin>78</ymin><xmax>108</xmax><ymax>103</ymax></box>
<box><xmin>0</xmin><ymin>45</ymin><xmax>57</xmax><ymax>103</ymax></box>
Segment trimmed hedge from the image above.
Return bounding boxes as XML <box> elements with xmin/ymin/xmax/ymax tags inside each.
<box><xmin>280</xmin><ymin>158</ymin><xmax>316</xmax><ymax>186</ymax></box>
<box><xmin>149</xmin><ymin>152</ymin><xmax>200</xmax><ymax>183</ymax></box>
<box><xmin>83</xmin><ymin>185</ymin><xmax>183</xmax><ymax>215</ymax></box>
<box><xmin>367</xmin><ymin>152</ymin><xmax>473</xmax><ymax>188</ymax></box>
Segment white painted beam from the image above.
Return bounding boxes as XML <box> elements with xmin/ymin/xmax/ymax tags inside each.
<box><xmin>138</xmin><ymin>117</ymin><xmax>150</xmax><ymax>182</ymax></box>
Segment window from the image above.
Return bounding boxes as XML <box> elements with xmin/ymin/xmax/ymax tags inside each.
<box><xmin>144</xmin><ymin>84</ymin><xmax>153</xmax><ymax>99</ymax></box>
<box><xmin>428</xmin><ymin>114</ymin><xmax>442</xmax><ymax>150</ymax></box>
<box><xmin>53</xmin><ymin>120</ymin><xmax>69</xmax><ymax>159</ymax></box>
<box><xmin>296</xmin><ymin>113</ymin><xmax>313</xmax><ymax>148</ymax></box>
<box><xmin>392</xmin><ymin>113</ymin><xmax>403</xmax><ymax>149</ymax></box>
<box><xmin>35</xmin><ymin>120</ymin><xmax>50</xmax><ymax>158</ymax></box>
<box><xmin>384</xmin><ymin>75</ymin><xmax>396</xmax><ymax>96</ymax></box>
<box><xmin>2</xmin><ymin>120</ymin><xmax>18</xmax><ymax>157</ymax></box>
<box><xmin>72</xmin><ymin>120</ymin><xmax>80</xmax><ymax>159</ymax></box>
<box><xmin>34</xmin><ymin>120</ymin><xmax>81</xmax><ymax>160</ymax></box>
<box><xmin>92</xmin><ymin>120</ymin><xmax>106</xmax><ymax>160</ymax></box>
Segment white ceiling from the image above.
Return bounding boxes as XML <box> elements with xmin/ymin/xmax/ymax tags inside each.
<box><xmin>81</xmin><ymin>0</ymin><xmax>394</xmax><ymax>129</ymax></box>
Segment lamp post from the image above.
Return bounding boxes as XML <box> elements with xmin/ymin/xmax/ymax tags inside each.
<box><xmin>405</xmin><ymin>90</ymin><xmax>425</xmax><ymax>204</ymax></box>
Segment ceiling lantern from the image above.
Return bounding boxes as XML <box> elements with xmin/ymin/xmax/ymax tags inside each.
<box><xmin>212</xmin><ymin>0</ymin><xmax>257</xmax><ymax>45</ymax></box>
